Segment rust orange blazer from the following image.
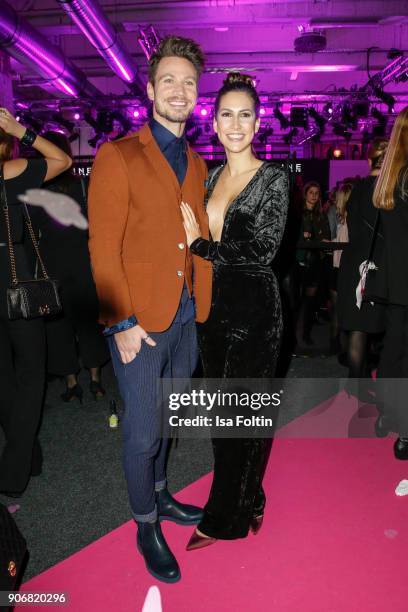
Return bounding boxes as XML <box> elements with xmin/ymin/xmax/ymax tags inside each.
<box><xmin>87</xmin><ymin>123</ymin><xmax>212</xmax><ymax>332</ymax></box>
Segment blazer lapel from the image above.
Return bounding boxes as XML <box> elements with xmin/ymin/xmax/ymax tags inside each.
<box><xmin>182</xmin><ymin>145</ymin><xmax>202</xmax><ymax>196</ymax></box>
<box><xmin>139</xmin><ymin>124</ymin><xmax>181</xmax><ymax>203</ymax></box>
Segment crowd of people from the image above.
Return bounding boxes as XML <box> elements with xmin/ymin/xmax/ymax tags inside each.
<box><xmin>0</xmin><ymin>34</ymin><xmax>408</xmax><ymax>584</ymax></box>
<box><xmin>293</xmin><ymin>142</ymin><xmax>388</xmax><ymax>352</ymax></box>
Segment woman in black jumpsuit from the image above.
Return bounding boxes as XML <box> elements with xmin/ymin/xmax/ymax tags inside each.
<box><xmin>181</xmin><ymin>74</ymin><xmax>289</xmax><ymax>546</ymax></box>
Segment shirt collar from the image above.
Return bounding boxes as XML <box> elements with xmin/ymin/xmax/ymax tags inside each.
<box><xmin>149</xmin><ymin>117</ymin><xmax>186</xmax><ymax>152</ymax></box>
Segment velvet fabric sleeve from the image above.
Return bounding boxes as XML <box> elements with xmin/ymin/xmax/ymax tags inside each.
<box><xmin>189</xmin><ymin>166</ymin><xmax>289</xmax><ymax>266</ymax></box>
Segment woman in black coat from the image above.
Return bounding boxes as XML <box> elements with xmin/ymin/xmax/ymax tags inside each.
<box><xmin>34</xmin><ymin>132</ymin><xmax>109</xmax><ymax>403</ymax></box>
<box><xmin>337</xmin><ymin>138</ymin><xmax>388</xmax><ymax>380</ymax></box>
<box><xmin>0</xmin><ymin>108</ymin><xmax>71</xmax><ymax>495</ymax></box>
<box><xmin>372</xmin><ymin>107</ymin><xmax>408</xmax><ymax>458</ymax></box>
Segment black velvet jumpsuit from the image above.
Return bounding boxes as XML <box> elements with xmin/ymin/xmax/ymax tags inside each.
<box><xmin>189</xmin><ymin>161</ymin><xmax>289</xmax><ymax>539</ymax></box>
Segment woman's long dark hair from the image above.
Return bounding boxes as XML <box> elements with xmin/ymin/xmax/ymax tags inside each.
<box><xmin>0</xmin><ymin>127</ymin><xmax>18</xmax><ymax>162</ymax></box>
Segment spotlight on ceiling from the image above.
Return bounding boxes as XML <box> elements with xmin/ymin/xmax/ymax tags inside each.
<box><xmin>311</xmin><ymin>130</ymin><xmax>323</xmax><ymax>143</ymax></box>
<box><xmin>273</xmin><ymin>106</ymin><xmax>289</xmax><ymax>130</ymax></box>
<box><xmin>258</xmin><ymin>126</ymin><xmax>273</xmax><ymax>144</ymax></box>
<box><xmin>373</xmin><ymin>86</ymin><xmax>395</xmax><ymax>113</ymax></box>
<box><xmin>352</xmin><ymin>101</ymin><xmax>369</xmax><ymax>118</ymax></box>
<box><xmin>138</xmin><ymin>26</ymin><xmax>161</xmax><ymax>60</ymax></box>
<box><xmin>51</xmin><ymin>113</ymin><xmax>75</xmax><ymax>133</ymax></box>
<box><xmin>283</xmin><ymin>127</ymin><xmax>299</xmax><ymax>144</ymax></box>
<box><xmin>290</xmin><ymin>106</ymin><xmax>309</xmax><ymax>129</ymax></box>
<box><xmin>371</xmin><ymin>107</ymin><xmax>388</xmax><ymax>130</ymax></box>
<box><xmin>371</xmin><ymin>108</ymin><xmax>388</xmax><ymax>137</ymax></box>
<box><xmin>340</xmin><ymin>104</ymin><xmax>357</xmax><ymax>130</ymax></box>
<box><xmin>84</xmin><ymin>111</ymin><xmax>100</xmax><ymax>132</ymax></box>
<box><xmin>294</xmin><ymin>29</ymin><xmax>326</xmax><ymax>53</ymax></box>
<box><xmin>308</xmin><ymin>108</ymin><xmax>327</xmax><ymax>129</ymax></box>
<box><xmin>110</xmin><ymin>111</ymin><xmax>133</xmax><ymax>141</ymax></box>
<box><xmin>371</xmin><ymin>107</ymin><xmax>386</xmax><ymax>120</ymax></box>
<box><xmin>97</xmin><ymin>110</ymin><xmax>114</xmax><ymax>134</ymax></box>
<box><xmin>323</xmin><ymin>102</ymin><xmax>333</xmax><ymax>115</ymax></box>
<box><xmin>332</xmin><ymin>123</ymin><xmax>352</xmax><ymax>140</ymax></box>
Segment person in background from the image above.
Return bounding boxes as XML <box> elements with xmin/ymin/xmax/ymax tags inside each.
<box><xmin>337</xmin><ymin>139</ymin><xmax>388</xmax><ymax>394</ymax></box>
<box><xmin>34</xmin><ymin>131</ymin><xmax>109</xmax><ymax>404</ymax></box>
<box><xmin>296</xmin><ymin>181</ymin><xmax>331</xmax><ymax>346</ymax></box>
<box><xmin>325</xmin><ymin>186</ymin><xmax>338</xmax><ymax>240</ymax></box>
<box><xmin>0</xmin><ymin>108</ymin><xmax>71</xmax><ymax>496</ymax></box>
<box><xmin>329</xmin><ymin>181</ymin><xmax>352</xmax><ymax>353</ymax></box>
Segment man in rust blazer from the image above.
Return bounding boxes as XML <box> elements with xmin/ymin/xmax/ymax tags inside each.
<box><xmin>88</xmin><ymin>37</ymin><xmax>211</xmax><ymax>583</ymax></box>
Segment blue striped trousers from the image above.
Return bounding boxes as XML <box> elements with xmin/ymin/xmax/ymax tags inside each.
<box><xmin>108</xmin><ymin>314</ymin><xmax>198</xmax><ymax>521</ymax></box>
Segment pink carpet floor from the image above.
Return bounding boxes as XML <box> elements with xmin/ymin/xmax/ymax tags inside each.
<box><xmin>22</xmin><ymin>395</ymin><xmax>408</xmax><ymax>611</ymax></box>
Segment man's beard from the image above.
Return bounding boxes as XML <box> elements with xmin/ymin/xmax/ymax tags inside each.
<box><xmin>154</xmin><ymin>98</ymin><xmax>193</xmax><ymax>124</ymax></box>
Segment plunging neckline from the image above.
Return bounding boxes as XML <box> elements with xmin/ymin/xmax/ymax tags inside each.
<box><xmin>206</xmin><ymin>161</ymin><xmax>267</xmax><ymax>241</ymax></box>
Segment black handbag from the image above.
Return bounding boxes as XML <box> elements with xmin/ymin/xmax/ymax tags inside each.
<box><xmin>0</xmin><ymin>165</ymin><xmax>62</xmax><ymax>320</ymax></box>
<box><xmin>0</xmin><ymin>503</ymin><xmax>27</xmax><ymax>591</ymax></box>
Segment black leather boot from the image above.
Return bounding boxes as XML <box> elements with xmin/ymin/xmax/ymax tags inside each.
<box><xmin>394</xmin><ymin>437</ymin><xmax>408</xmax><ymax>460</ymax></box>
<box><xmin>136</xmin><ymin>520</ymin><xmax>180</xmax><ymax>583</ymax></box>
<box><xmin>157</xmin><ymin>488</ymin><xmax>203</xmax><ymax>525</ymax></box>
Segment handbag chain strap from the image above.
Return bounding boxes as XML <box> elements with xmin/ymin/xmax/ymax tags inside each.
<box><xmin>0</xmin><ymin>163</ymin><xmax>49</xmax><ymax>285</ymax></box>
<box><xmin>21</xmin><ymin>204</ymin><xmax>49</xmax><ymax>280</ymax></box>
<box><xmin>367</xmin><ymin>210</ymin><xmax>380</xmax><ymax>263</ymax></box>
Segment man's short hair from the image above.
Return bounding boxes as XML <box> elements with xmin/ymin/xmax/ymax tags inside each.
<box><xmin>148</xmin><ymin>36</ymin><xmax>205</xmax><ymax>84</ymax></box>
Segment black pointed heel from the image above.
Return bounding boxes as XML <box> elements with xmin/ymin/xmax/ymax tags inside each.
<box><xmin>186</xmin><ymin>530</ymin><xmax>217</xmax><ymax>551</ymax></box>
<box><xmin>249</xmin><ymin>514</ymin><xmax>264</xmax><ymax>535</ymax></box>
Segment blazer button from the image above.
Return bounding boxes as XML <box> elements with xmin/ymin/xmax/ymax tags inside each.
<box><xmin>177</xmin><ymin>270</ymin><xmax>183</xmax><ymax>277</ymax></box>
<box><xmin>178</xmin><ymin>242</ymin><xmax>185</xmax><ymax>250</ymax></box>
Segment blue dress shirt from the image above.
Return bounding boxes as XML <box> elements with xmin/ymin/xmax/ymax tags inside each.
<box><xmin>104</xmin><ymin>118</ymin><xmax>194</xmax><ymax>336</ymax></box>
